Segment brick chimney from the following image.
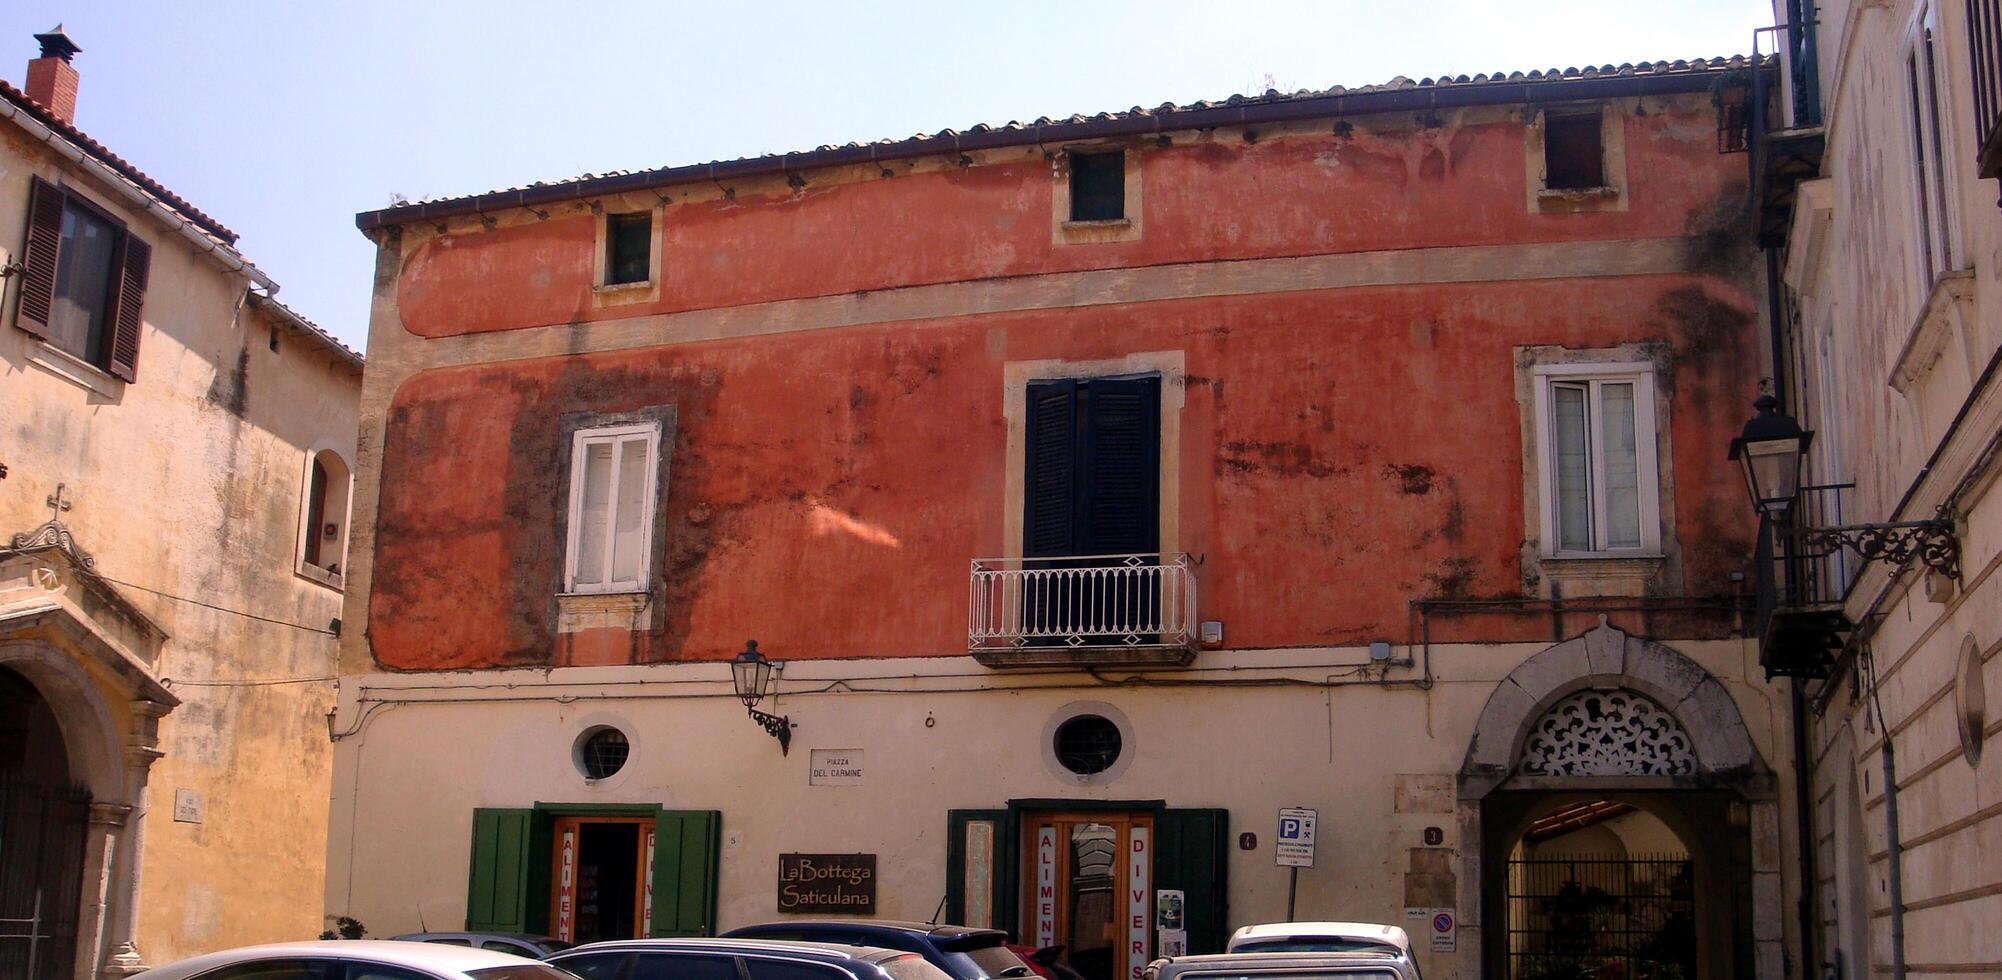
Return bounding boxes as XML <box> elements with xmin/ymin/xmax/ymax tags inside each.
<box><xmin>25</xmin><ymin>25</ymin><xmax>81</xmax><ymax>124</ymax></box>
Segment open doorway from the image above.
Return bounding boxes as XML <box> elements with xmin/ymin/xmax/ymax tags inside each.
<box><xmin>0</xmin><ymin>666</ymin><xmax>89</xmax><ymax>980</ymax></box>
<box><xmin>1503</xmin><ymin>801</ymin><xmax>1696</xmax><ymax>979</ymax></box>
<box><xmin>552</xmin><ymin>816</ymin><xmax>650</xmax><ymax>944</ymax></box>
<box><xmin>1022</xmin><ymin>811</ymin><xmax>1152</xmax><ymax>980</ymax></box>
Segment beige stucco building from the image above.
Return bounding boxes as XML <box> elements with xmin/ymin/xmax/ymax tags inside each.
<box><xmin>0</xmin><ymin>29</ymin><xmax>362</xmax><ymax>979</ymax></box>
<box><xmin>1758</xmin><ymin>0</ymin><xmax>2002</xmax><ymax>975</ymax></box>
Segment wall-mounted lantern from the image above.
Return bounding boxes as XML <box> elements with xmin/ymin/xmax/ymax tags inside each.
<box><xmin>1728</xmin><ymin>395</ymin><xmax>1812</xmax><ymax>515</ymax></box>
<box><xmin>731</xmin><ymin>640</ymin><xmax>792</xmax><ymax>756</ymax></box>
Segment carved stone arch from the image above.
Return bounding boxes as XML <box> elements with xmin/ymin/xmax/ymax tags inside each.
<box><xmin>0</xmin><ymin>639</ymin><xmax>126</xmax><ymax>803</ymax></box>
<box><xmin>1460</xmin><ymin>619</ymin><xmax>1769</xmax><ymax>800</ymax></box>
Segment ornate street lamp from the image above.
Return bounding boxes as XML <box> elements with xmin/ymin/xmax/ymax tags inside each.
<box><xmin>1728</xmin><ymin>395</ymin><xmax>1812</xmax><ymax>515</ymax></box>
<box><xmin>731</xmin><ymin>640</ymin><xmax>792</xmax><ymax>755</ymax></box>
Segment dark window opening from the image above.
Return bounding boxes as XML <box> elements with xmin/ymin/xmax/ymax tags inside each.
<box><xmin>1024</xmin><ymin>376</ymin><xmax>1160</xmax><ymax>558</ymax></box>
<box><xmin>579</xmin><ymin>727</ymin><xmax>630</xmax><ymax>780</ymax></box>
<box><xmin>47</xmin><ymin>199</ymin><xmax>121</xmax><ymax>365</ymax></box>
<box><xmin>304</xmin><ymin>459</ymin><xmax>329</xmax><ymax>568</ymax></box>
<box><xmin>1543</xmin><ymin>111</ymin><xmax>1606</xmax><ymax>190</ymax></box>
<box><xmin>571</xmin><ymin>822</ymin><xmax>640</xmax><ymax>942</ymax></box>
<box><xmin>1054</xmin><ymin>715</ymin><xmax>1122</xmax><ymax>775</ymax></box>
<box><xmin>606</xmin><ymin>211</ymin><xmax>652</xmax><ymax>286</ymax></box>
<box><xmin>1068</xmin><ymin>150</ymin><xmax>1125</xmax><ymax>222</ymax></box>
<box><xmin>1717</xmin><ymin>89</ymin><xmax>1749</xmax><ymax>153</ymax></box>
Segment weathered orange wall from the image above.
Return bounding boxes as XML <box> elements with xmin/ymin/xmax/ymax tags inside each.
<box><xmin>367</xmin><ymin>94</ymin><xmax>1760</xmax><ymax>670</ymax></box>
<box><xmin>395</xmin><ymin>104</ymin><xmax>1741</xmax><ymax>338</ymax></box>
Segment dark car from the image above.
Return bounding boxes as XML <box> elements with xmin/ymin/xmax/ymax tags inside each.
<box><xmin>723</xmin><ymin>921</ymin><xmax>1034</xmax><ymax>980</ymax></box>
<box><xmin>393</xmin><ymin>932</ymin><xmax>576</xmax><ymax>959</ymax></box>
<box><xmin>545</xmin><ymin>937</ymin><xmax>953</xmax><ymax>980</ymax></box>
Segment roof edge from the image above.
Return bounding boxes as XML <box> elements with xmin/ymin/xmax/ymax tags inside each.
<box><xmin>357</xmin><ymin>60</ymin><xmax>1764</xmax><ymax>233</ymax></box>
<box><xmin>246</xmin><ymin>292</ymin><xmax>363</xmax><ymax>368</ymax></box>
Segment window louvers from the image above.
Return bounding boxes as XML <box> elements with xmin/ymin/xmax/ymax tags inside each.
<box><xmin>17</xmin><ymin>176</ymin><xmax>64</xmax><ymax>338</ymax></box>
<box><xmin>109</xmin><ymin>235</ymin><xmax>150</xmax><ymax>382</ymax></box>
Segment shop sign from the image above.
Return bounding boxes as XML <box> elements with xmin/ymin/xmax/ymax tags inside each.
<box><xmin>1127</xmin><ymin>827</ymin><xmax>1151</xmax><ymax>980</ymax></box>
<box><xmin>1034</xmin><ymin>826</ymin><xmax>1058</xmax><ymax>947</ymax></box>
<box><xmin>556</xmin><ymin>826</ymin><xmax>578</xmax><ymax>942</ymax></box>
<box><xmin>777</xmin><ymin>853</ymin><xmax>876</xmax><ymax>913</ymax></box>
<box><xmin>809</xmin><ymin>749</ymin><xmax>865</xmax><ymax>786</ymax></box>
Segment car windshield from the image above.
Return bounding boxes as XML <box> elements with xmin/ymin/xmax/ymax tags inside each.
<box><xmin>1232</xmin><ymin>942</ymin><xmax>1399</xmax><ymax>956</ymax></box>
<box><xmin>535</xmin><ymin>939</ymin><xmax>577</xmax><ymax>954</ymax></box>
<box><xmin>469</xmin><ymin>967</ymin><xmax>584</xmax><ymax>980</ymax></box>
<box><xmin>944</xmin><ymin>944</ymin><xmax>1035</xmax><ymax>979</ymax></box>
<box><xmin>1180</xmin><ymin>973</ymin><xmax>1399</xmax><ymax>980</ymax></box>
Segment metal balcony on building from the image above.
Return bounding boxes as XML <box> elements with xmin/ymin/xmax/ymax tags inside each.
<box><xmin>968</xmin><ymin>552</ymin><xmax>1197</xmax><ymax>667</ymax></box>
<box><xmin>1974</xmin><ymin>0</ymin><xmax>2002</xmax><ymax>196</ymax></box>
<box><xmin>1755</xmin><ymin>484</ymin><xmax>1857</xmax><ymax>679</ymax></box>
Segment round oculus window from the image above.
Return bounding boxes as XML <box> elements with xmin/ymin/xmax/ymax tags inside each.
<box><xmin>1054</xmin><ymin>714</ymin><xmax>1123</xmax><ymax>775</ymax></box>
<box><xmin>577</xmin><ymin>726</ymin><xmax>630</xmax><ymax>780</ymax></box>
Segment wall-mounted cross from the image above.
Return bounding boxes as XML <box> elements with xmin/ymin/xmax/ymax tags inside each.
<box><xmin>46</xmin><ymin>483</ymin><xmax>73</xmax><ymax>520</ymax></box>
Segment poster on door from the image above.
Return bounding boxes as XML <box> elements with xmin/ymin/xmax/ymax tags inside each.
<box><xmin>1127</xmin><ymin>827</ymin><xmax>1151</xmax><ymax>980</ymax></box>
<box><xmin>1034</xmin><ymin>825</ymin><xmax>1058</xmax><ymax>948</ymax></box>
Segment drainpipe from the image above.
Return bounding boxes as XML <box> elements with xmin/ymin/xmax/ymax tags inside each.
<box><xmin>1791</xmin><ymin>680</ymin><xmax>1817</xmax><ymax>977</ymax></box>
<box><xmin>1865</xmin><ymin>651</ymin><xmax>1907</xmax><ymax>980</ymax></box>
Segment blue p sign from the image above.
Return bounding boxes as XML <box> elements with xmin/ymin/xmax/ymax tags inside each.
<box><xmin>1280</xmin><ymin>818</ymin><xmax>1302</xmax><ymax>839</ymax></box>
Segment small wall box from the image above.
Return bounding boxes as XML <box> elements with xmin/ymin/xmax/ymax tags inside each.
<box><xmin>1200</xmin><ymin>621</ymin><xmax>1224</xmax><ymax>647</ymax></box>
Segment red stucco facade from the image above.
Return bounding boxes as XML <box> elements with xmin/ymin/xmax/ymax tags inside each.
<box><xmin>361</xmin><ymin>89</ymin><xmax>1764</xmax><ymax>671</ymax></box>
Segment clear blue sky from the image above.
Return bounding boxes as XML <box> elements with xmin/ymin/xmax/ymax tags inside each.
<box><xmin>2</xmin><ymin>1</ymin><xmax>1768</xmax><ymax>351</ymax></box>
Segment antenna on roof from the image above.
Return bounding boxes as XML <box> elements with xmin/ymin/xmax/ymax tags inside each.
<box><xmin>929</xmin><ymin>894</ymin><xmax>946</xmax><ymax>926</ymax></box>
<box><xmin>417</xmin><ymin>901</ymin><xmax>428</xmax><ymax>932</ymax></box>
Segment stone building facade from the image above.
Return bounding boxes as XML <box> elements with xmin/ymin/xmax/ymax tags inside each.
<box><xmin>0</xmin><ymin>29</ymin><xmax>362</xmax><ymax>978</ymax></box>
<box><xmin>1759</xmin><ymin>0</ymin><xmax>2002</xmax><ymax>976</ymax></box>
<box><xmin>332</xmin><ymin>58</ymin><xmax>1796</xmax><ymax>979</ymax></box>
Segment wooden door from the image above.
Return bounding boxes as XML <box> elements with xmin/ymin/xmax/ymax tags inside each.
<box><xmin>1022</xmin><ymin>812</ymin><xmax>1154</xmax><ymax>980</ymax></box>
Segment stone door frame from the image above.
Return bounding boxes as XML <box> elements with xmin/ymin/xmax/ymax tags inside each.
<box><xmin>1453</xmin><ymin>622</ymin><xmax>1783</xmax><ymax>980</ymax></box>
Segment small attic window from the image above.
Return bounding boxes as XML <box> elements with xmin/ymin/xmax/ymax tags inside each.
<box><xmin>605</xmin><ymin>211</ymin><xmax>652</xmax><ymax>286</ymax></box>
<box><xmin>1544</xmin><ymin>110</ymin><xmax>1606</xmax><ymax>190</ymax></box>
<box><xmin>1069</xmin><ymin>150</ymin><xmax>1125</xmax><ymax>221</ymax></box>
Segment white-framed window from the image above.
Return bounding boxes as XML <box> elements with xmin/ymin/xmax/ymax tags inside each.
<box><xmin>1906</xmin><ymin>0</ymin><xmax>1960</xmax><ymax>284</ymax></box>
<box><xmin>297</xmin><ymin>446</ymin><xmax>352</xmax><ymax>588</ymax></box>
<box><xmin>1532</xmin><ymin>363</ymin><xmax>1662</xmax><ymax>556</ymax></box>
<box><xmin>563</xmin><ymin>422</ymin><xmax>660</xmax><ymax>594</ymax></box>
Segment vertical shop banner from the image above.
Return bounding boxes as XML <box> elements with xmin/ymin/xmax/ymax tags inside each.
<box><xmin>1035</xmin><ymin>826</ymin><xmax>1058</xmax><ymax>948</ymax></box>
<box><xmin>642</xmin><ymin>829</ymin><xmax>656</xmax><ymax>929</ymax></box>
<box><xmin>556</xmin><ymin>826</ymin><xmax>578</xmax><ymax>943</ymax></box>
<box><xmin>1127</xmin><ymin>827</ymin><xmax>1151</xmax><ymax>979</ymax></box>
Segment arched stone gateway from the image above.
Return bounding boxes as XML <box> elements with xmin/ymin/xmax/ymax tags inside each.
<box><xmin>1456</xmin><ymin>622</ymin><xmax>1781</xmax><ymax>980</ymax></box>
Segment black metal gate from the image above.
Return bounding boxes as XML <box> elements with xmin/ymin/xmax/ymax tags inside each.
<box><xmin>0</xmin><ymin>772</ymin><xmax>91</xmax><ymax>980</ymax></box>
<box><xmin>1505</xmin><ymin>854</ymin><xmax>1696</xmax><ymax>980</ymax></box>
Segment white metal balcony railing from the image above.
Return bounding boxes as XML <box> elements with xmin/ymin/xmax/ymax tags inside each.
<box><xmin>968</xmin><ymin>552</ymin><xmax>1197</xmax><ymax>653</ymax></box>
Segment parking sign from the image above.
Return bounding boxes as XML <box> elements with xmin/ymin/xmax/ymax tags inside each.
<box><xmin>1275</xmin><ymin>807</ymin><xmax>1316</xmax><ymax>868</ymax></box>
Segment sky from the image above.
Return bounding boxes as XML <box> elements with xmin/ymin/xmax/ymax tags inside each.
<box><xmin>0</xmin><ymin>1</ymin><xmax>1770</xmax><ymax>351</ymax></box>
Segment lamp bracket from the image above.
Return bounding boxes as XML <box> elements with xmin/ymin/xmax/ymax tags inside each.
<box><xmin>1789</xmin><ymin>519</ymin><xmax>1959</xmax><ymax>579</ymax></box>
<box><xmin>747</xmin><ymin>705</ymin><xmax>793</xmax><ymax>755</ymax></box>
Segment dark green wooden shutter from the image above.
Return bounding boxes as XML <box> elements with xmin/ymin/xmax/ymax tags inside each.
<box><xmin>650</xmin><ymin>809</ymin><xmax>721</xmax><ymax>937</ymax></box>
<box><xmin>1080</xmin><ymin>376</ymin><xmax>1161</xmax><ymax>555</ymax></box>
<box><xmin>1157</xmin><ymin>809</ymin><xmax>1229</xmax><ymax>955</ymax></box>
<box><xmin>1024</xmin><ymin>380</ymin><xmax>1080</xmax><ymax>558</ymax></box>
<box><xmin>945</xmin><ymin>809</ymin><xmax>1011</xmax><ymax>930</ymax></box>
<box><xmin>466</xmin><ymin>808</ymin><xmax>535</xmax><ymax>932</ymax></box>
<box><xmin>17</xmin><ymin>176</ymin><xmax>64</xmax><ymax>339</ymax></box>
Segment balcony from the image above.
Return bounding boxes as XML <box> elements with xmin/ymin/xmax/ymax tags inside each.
<box><xmin>1975</xmin><ymin>0</ymin><xmax>2002</xmax><ymax>191</ymax></box>
<box><xmin>968</xmin><ymin>552</ymin><xmax>1197</xmax><ymax>668</ymax></box>
<box><xmin>1754</xmin><ymin>484</ymin><xmax>1857</xmax><ymax>679</ymax></box>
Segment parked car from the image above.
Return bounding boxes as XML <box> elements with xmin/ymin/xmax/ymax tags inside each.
<box><xmin>1004</xmin><ymin>944</ymin><xmax>1085</xmax><ymax>980</ymax></box>
<box><xmin>133</xmin><ymin>940</ymin><xmax>576</xmax><ymax>980</ymax></box>
<box><xmin>1225</xmin><ymin>923</ymin><xmax>1413</xmax><ymax>960</ymax></box>
<box><xmin>723</xmin><ymin>920</ymin><xmax>1035</xmax><ymax>980</ymax></box>
<box><xmin>1144</xmin><ymin>951</ymin><xmax>1419</xmax><ymax>980</ymax></box>
<box><xmin>544</xmin><ymin>937</ymin><xmax>955</xmax><ymax>980</ymax></box>
<box><xmin>392</xmin><ymin>933</ymin><xmax>576</xmax><ymax>959</ymax></box>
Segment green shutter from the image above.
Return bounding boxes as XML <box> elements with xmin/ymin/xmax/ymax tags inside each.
<box><xmin>1157</xmin><ymin>809</ymin><xmax>1229</xmax><ymax>954</ymax></box>
<box><xmin>467</xmin><ymin>808</ymin><xmax>535</xmax><ymax>932</ymax></box>
<box><xmin>650</xmin><ymin>809</ymin><xmax>721</xmax><ymax>936</ymax></box>
<box><xmin>946</xmin><ymin>809</ymin><xmax>1010</xmax><ymax>929</ymax></box>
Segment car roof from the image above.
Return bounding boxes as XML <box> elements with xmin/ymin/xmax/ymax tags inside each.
<box><xmin>392</xmin><ymin>933</ymin><xmax>560</xmax><ymax>944</ymax></box>
<box><xmin>1227</xmin><ymin>923</ymin><xmax>1411</xmax><ymax>953</ymax></box>
<box><xmin>731</xmin><ymin>921</ymin><xmax>1008</xmax><ymax>940</ymax></box>
<box><xmin>1152</xmin><ymin>951</ymin><xmax>1413</xmax><ymax>977</ymax></box>
<box><xmin>554</xmin><ymin>937</ymin><xmax>913</xmax><ymax>964</ymax></box>
<box><xmin>136</xmin><ymin>940</ymin><xmax>533</xmax><ymax>979</ymax></box>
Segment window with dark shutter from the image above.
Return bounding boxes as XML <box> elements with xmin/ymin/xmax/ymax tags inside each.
<box><xmin>1068</xmin><ymin>150</ymin><xmax>1125</xmax><ymax>222</ymax></box>
<box><xmin>14</xmin><ymin>176</ymin><xmax>150</xmax><ymax>381</ymax></box>
<box><xmin>1023</xmin><ymin>375</ymin><xmax>1161</xmax><ymax>558</ymax></box>
<box><xmin>1544</xmin><ymin>110</ymin><xmax>1606</xmax><ymax>190</ymax></box>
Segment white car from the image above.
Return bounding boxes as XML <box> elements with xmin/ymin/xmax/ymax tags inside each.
<box><xmin>1225</xmin><ymin>923</ymin><xmax>1414</xmax><ymax>960</ymax></box>
<box><xmin>134</xmin><ymin>940</ymin><xmax>578</xmax><ymax>980</ymax></box>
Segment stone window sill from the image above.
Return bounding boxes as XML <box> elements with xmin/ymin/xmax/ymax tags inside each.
<box><xmin>1537</xmin><ymin>186</ymin><xmax>1621</xmax><ymax>201</ymax></box>
<box><xmin>28</xmin><ymin>341</ymin><xmax>123</xmax><ymax>398</ymax></box>
<box><xmin>295</xmin><ymin>562</ymin><xmax>344</xmax><ymax>592</ymax></box>
<box><xmin>557</xmin><ymin>590</ymin><xmax>652</xmax><ymax>633</ymax></box>
<box><xmin>1061</xmin><ymin>217</ymin><xmax>1132</xmax><ymax>231</ymax></box>
<box><xmin>591</xmin><ymin>279</ymin><xmax>658</xmax><ymax>308</ymax></box>
<box><xmin>1539</xmin><ymin>553</ymin><xmax>1665</xmax><ymax>598</ymax></box>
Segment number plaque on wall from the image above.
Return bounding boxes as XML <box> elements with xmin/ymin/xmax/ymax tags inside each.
<box><xmin>777</xmin><ymin>853</ymin><xmax>877</xmax><ymax>914</ymax></box>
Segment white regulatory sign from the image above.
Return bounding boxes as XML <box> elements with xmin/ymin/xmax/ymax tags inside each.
<box><xmin>1275</xmin><ymin>806</ymin><xmax>1317</xmax><ymax>868</ymax></box>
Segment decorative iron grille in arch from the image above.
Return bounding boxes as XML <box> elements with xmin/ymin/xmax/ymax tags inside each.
<box><xmin>1519</xmin><ymin>690</ymin><xmax>1696</xmax><ymax>776</ymax></box>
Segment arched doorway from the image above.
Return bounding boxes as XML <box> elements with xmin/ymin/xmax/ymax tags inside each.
<box><xmin>0</xmin><ymin>665</ymin><xmax>92</xmax><ymax>980</ymax></box>
<box><xmin>1459</xmin><ymin>623</ymin><xmax>1780</xmax><ymax>980</ymax></box>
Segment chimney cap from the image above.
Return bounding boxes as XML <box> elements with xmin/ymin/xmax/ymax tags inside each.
<box><xmin>34</xmin><ymin>25</ymin><xmax>80</xmax><ymax>63</ymax></box>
